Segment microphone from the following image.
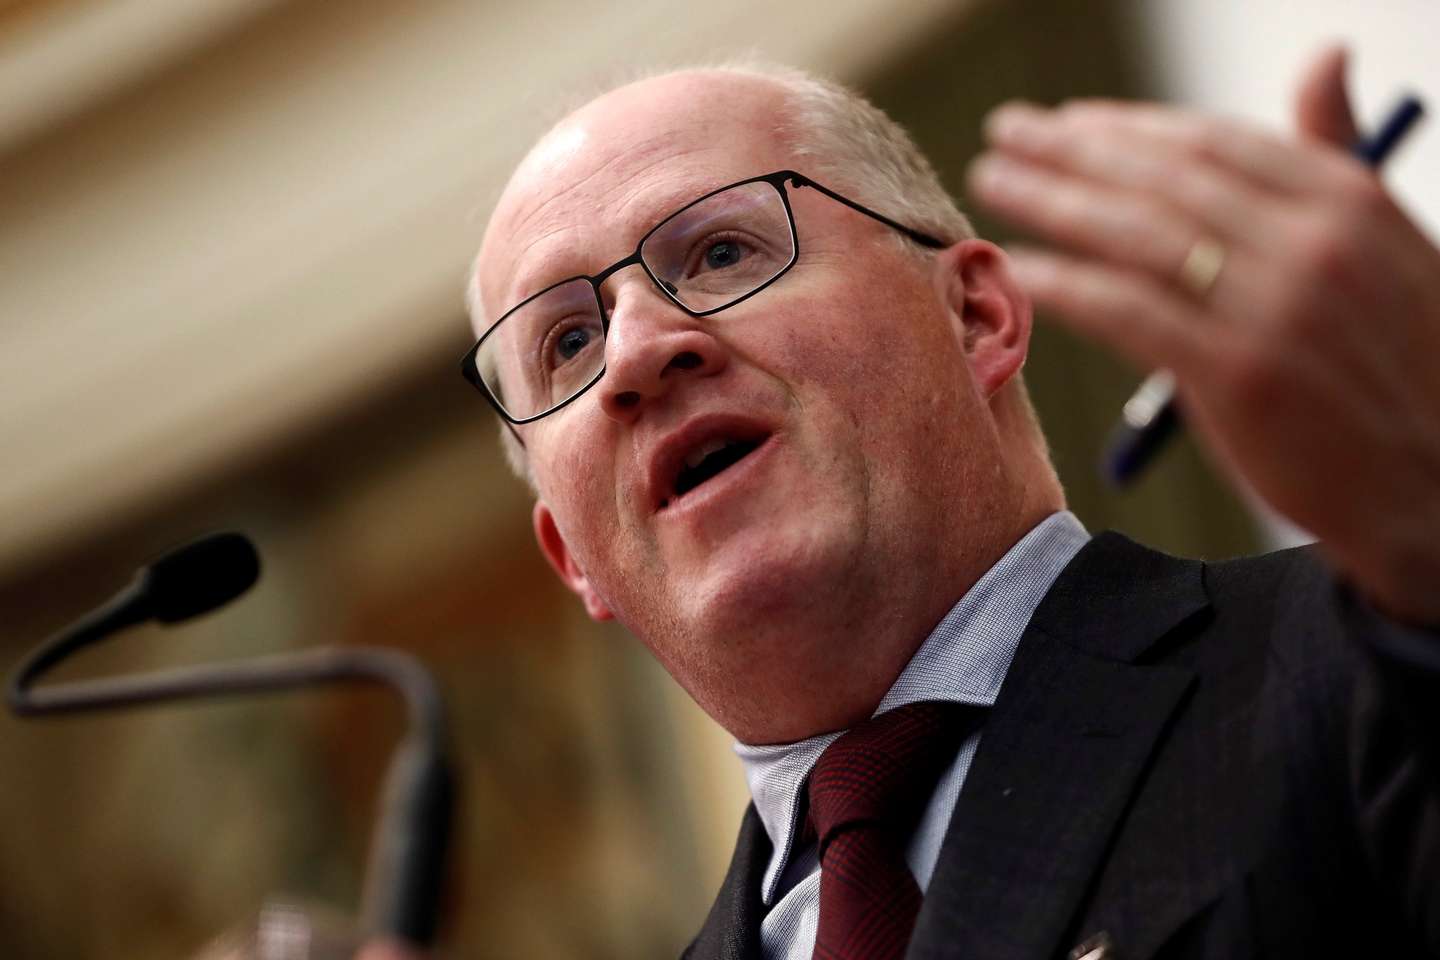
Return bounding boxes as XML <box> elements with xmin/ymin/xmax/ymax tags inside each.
<box><xmin>6</xmin><ymin>532</ymin><xmax>452</xmax><ymax>948</ymax></box>
<box><xmin>144</xmin><ymin>530</ymin><xmax>260</xmax><ymax>623</ymax></box>
<box><xmin>7</xmin><ymin>531</ymin><xmax>261</xmax><ymax>707</ymax></box>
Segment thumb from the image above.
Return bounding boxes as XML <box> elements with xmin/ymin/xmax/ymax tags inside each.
<box><xmin>1294</xmin><ymin>43</ymin><xmax>1360</xmax><ymax>147</ymax></box>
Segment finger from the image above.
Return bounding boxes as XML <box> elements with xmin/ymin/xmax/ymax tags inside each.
<box><xmin>968</xmin><ymin>153</ymin><xmax>1198</xmax><ymax>281</ymax></box>
<box><xmin>988</xmin><ymin>98</ymin><xmax>1360</xmax><ymax>199</ymax></box>
<box><xmin>1004</xmin><ymin>245</ymin><xmax>1213</xmax><ymax>376</ymax></box>
<box><xmin>980</xmin><ymin>101</ymin><xmax>1285</xmax><ymax>250</ymax></box>
<box><xmin>1294</xmin><ymin>43</ymin><xmax>1360</xmax><ymax>147</ymax></box>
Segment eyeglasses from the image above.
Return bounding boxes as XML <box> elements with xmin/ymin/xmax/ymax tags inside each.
<box><xmin>461</xmin><ymin>170</ymin><xmax>947</xmax><ymax>425</ymax></box>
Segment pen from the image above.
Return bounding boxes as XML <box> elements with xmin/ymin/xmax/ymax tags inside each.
<box><xmin>1103</xmin><ymin>93</ymin><xmax>1425</xmax><ymax>487</ymax></box>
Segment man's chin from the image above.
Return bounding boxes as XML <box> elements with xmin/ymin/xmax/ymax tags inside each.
<box><xmin>679</xmin><ymin>519</ymin><xmax>862</xmax><ymax>639</ymax></box>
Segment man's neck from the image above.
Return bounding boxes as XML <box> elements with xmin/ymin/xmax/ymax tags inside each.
<box><xmin>716</xmin><ymin>495</ymin><xmax>1066</xmax><ymax>745</ymax></box>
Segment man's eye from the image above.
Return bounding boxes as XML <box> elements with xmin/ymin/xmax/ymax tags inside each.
<box><xmin>704</xmin><ymin>241</ymin><xmax>744</xmax><ymax>270</ymax></box>
<box><xmin>556</xmin><ymin>327</ymin><xmax>591</xmax><ymax>360</ymax></box>
<box><xmin>685</xmin><ymin>233</ymin><xmax>753</xmax><ymax>277</ymax></box>
<box><xmin>544</xmin><ymin>321</ymin><xmax>597</xmax><ymax>369</ymax></box>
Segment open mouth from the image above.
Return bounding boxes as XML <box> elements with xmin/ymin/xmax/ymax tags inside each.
<box><xmin>660</xmin><ymin>435</ymin><xmax>766</xmax><ymax>509</ymax></box>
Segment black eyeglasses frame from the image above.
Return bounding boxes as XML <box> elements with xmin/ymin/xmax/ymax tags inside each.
<box><xmin>461</xmin><ymin>169</ymin><xmax>948</xmax><ymax>428</ymax></box>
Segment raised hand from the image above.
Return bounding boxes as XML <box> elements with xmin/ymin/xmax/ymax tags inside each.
<box><xmin>967</xmin><ymin>46</ymin><xmax>1440</xmax><ymax>624</ymax></box>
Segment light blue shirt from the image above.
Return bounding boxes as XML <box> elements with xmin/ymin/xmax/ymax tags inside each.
<box><xmin>733</xmin><ymin>510</ymin><xmax>1091</xmax><ymax>960</ymax></box>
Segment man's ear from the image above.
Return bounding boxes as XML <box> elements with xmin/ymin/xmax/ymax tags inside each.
<box><xmin>933</xmin><ymin>238</ymin><xmax>1033</xmax><ymax>398</ymax></box>
<box><xmin>533</xmin><ymin>500</ymin><xmax>614</xmax><ymax>621</ymax></box>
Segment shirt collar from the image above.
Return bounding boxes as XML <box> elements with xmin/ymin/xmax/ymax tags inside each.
<box><xmin>733</xmin><ymin>509</ymin><xmax>1091</xmax><ymax>904</ymax></box>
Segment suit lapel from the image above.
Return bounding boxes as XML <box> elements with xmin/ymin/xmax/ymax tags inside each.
<box><xmin>908</xmin><ymin>532</ymin><xmax>1211</xmax><ymax>960</ymax></box>
<box><xmin>684</xmin><ymin>805</ymin><xmax>770</xmax><ymax>960</ymax></box>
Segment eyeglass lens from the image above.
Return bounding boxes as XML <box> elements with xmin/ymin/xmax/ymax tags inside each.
<box><xmin>475</xmin><ymin>179</ymin><xmax>796</xmax><ymax>421</ymax></box>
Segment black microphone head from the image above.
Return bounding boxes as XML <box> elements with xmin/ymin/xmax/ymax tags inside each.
<box><xmin>142</xmin><ymin>532</ymin><xmax>261</xmax><ymax>624</ymax></box>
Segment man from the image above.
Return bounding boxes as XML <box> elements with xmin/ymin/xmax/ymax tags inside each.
<box><xmin>462</xmin><ymin>46</ymin><xmax>1440</xmax><ymax>958</ymax></box>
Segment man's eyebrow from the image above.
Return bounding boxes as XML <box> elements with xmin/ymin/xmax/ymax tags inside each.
<box><xmin>506</xmin><ymin>222</ymin><xmax>583</xmax><ymax>305</ymax></box>
<box><xmin>610</xmin><ymin>149</ymin><xmax>725</xmax><ymax>225</ymax></box>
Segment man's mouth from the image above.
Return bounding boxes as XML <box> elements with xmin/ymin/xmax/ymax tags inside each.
<box><xmin>656</xmin><ymin>430</ymin><xmax>769</xmax><ymax>510</ymax></box>
<box><xmin>674</xmin><ymin>437</ymin><xmax>762</xmax><ymax>497</ymax></box>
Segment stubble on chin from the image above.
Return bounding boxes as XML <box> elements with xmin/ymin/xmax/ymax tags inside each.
<box><xmin>635</xmin><ymin>518</ymin><xmax>889</xmax><ymax>741</ymax></box>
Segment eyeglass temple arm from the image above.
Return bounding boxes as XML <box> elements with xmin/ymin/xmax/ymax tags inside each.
<box><xmin>787</xmin><ymin>174</ymin><xmax>949</xmax><ymax>250</ymax></box>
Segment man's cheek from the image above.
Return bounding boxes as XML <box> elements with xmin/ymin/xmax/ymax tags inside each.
<box><xmin>534</xmin><ymin>436</ymin><xmax>604</xmax><ymax>512</ymax></box>
<box><xmin>770</xmin><ymin>329</ymin><xmax>867</xmax><ymax>395</ymax></box>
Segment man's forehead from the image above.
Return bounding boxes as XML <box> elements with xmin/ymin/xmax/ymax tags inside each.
<box><xmin>502</xmin><ymin>128</ymin><xmax>703</xmax><ymax>242</ymax></box>
<box><xmin>518</xmin><ymin>69</ymin><xmax>788</xmax><ymax>195</ymax></box>
<box><xmin>477</xmin><ymin>71</ymin><xmax>792</xmax><ymax>317</ymax></box>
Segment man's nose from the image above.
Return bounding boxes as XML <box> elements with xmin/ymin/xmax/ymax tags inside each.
<box><xmin>598</xmin><ymin>276</ymin><xmax>728</xmax><ymax>423</ymax></box>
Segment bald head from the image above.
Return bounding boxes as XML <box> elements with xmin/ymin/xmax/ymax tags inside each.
<box><xmin>476</xmin><ymin>71</ymin><xmax>794</xmax><ymax>338</ymax></box>
<box><xmin>472</xmin><ymin>64</ymin><xmax>975</xmax><ymax>330</ymax></box>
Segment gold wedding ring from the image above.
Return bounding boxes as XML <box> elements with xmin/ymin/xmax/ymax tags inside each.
<box><xmin>1176</xmin><ymin>237</ymin><xmax>1227</xmax><ymax>299</ymax></box>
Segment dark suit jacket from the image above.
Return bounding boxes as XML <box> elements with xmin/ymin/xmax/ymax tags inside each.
<box><xmin>684</xmin><ymin>532</ymin><xmax>1440</xmax><ymax>959</ymax></box>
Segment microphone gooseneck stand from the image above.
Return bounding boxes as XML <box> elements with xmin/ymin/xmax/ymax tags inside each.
<box><xmin>5</xmin><ymin>532</ymin><xmax>451</xmax><ymax>949</ymax></box>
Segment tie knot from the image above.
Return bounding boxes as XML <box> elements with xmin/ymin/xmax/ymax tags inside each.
<box><xmin>806</xmin><ymin>701</ymin><xmax>971</xmax><ymax>853</ymax></box>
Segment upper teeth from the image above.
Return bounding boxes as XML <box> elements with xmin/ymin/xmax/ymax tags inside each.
<box><xmin>684</xmin><ymin>439</ymin><xmax>730</xmax><ymax>469</ymax></box>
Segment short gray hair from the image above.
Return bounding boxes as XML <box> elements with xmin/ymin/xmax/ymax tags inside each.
<box><xmin>754</xmin><ymin>61</ymin><xmax>973</xmax><ymax>250</ymax></box>
<box><xmin>472</xmin><ymin>62</ymin><xmax>975</xmax><ymax>487</ymax></box>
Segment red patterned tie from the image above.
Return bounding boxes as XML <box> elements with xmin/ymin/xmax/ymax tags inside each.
<box><xmin>808</xmin><ymin>701</ymin><xmax>971</xmax><ymax>960</ymax></box>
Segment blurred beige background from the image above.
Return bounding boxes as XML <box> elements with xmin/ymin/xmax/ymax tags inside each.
<box><xmin>2</xmin><ymin>1</ymin><xmax>1436</xmax><ymax>956</ymax></box>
